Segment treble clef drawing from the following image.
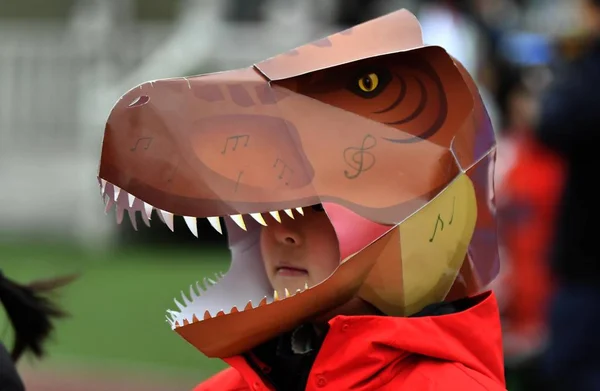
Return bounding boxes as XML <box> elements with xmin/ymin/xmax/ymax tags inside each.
<box><xmin>343</xmin><ymin>134</ymin><xmax>377</xmax><ymax>179</ymax></box>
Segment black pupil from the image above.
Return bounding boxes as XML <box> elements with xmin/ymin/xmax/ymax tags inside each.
<box><xmin>362</xmin><ymin>76</ymin><xmax>372</xmax><ymax>89</ymax></box>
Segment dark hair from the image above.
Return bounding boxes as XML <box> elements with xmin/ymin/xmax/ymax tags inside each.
<box><xmin>0</xmin><ymin>271</ymin><xmax>77</xmax><ymax>363</ymax></box>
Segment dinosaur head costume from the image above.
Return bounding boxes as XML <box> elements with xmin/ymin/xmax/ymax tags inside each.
<box><xmin>97</xmin><ymin>9</ymin><xmax>499</xmax><ymax>358</ymax></box>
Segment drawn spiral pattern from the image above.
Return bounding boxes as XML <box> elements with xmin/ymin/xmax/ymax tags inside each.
<box><xmin>379</xmin><ymin>62</ymin><xmax>449</xmax><ymax>144</ymax></box>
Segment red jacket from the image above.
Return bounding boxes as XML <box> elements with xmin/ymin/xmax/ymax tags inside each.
<box><xmin>193</xmin><ymin>291</ymin><xmax>506</xmax><ymax>390</ymax></box>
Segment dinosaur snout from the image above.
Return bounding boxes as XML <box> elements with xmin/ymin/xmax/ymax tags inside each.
<box><xmin>190</xmin><ymin>114</ymin><xmax>314</xmax><ymax>191</ymax></box>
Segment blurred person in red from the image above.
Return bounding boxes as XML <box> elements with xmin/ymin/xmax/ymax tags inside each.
<box><xmin>534</xmin><ymin>0</ymin><xmax>600</xmax><ymax>389</ymax></box>
<box><xmin>493</xmin><ymin>66</ymin><xmax>565</xmax><ymax>390</ymax></box>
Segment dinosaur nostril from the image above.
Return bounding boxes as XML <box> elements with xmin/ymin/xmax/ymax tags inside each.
<box><xmin>128</xmin><ymin>95</ymin><xmax>150</xmax><ymax>108</ymax></box>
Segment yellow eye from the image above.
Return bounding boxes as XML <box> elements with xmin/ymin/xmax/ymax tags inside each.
<box><xmin>357</xmin><ymin>73</ymin><xmax>379</xmax><ymax>92</ymax></box>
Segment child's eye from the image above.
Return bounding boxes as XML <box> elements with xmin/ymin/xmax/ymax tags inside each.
<box><xmin>311</xmin><ymin>204</ymin><xmax>325</xmax><ymax>212</ymax></box>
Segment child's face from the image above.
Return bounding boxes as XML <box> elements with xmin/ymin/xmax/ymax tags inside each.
<box><xmin>260</xmin><ymin>206</ymin><xmax>340</xmax><ymax>295</ymax></box>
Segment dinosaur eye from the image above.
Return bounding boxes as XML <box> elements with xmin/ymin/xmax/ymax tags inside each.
<box><xmin>357</xmin><ymin>73</ymin><xmax>379</xmax><ymax>92</ymax></box>
<box><xmin>347</xmin><ymin>68</ymin><xmax>391</xmax><ymax>99</ymax></box>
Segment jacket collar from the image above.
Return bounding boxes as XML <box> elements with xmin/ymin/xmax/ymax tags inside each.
<box><xmin>226</xmin><ymin>291</ymin><xmax>504</xmax><ymax>390</ymax></box>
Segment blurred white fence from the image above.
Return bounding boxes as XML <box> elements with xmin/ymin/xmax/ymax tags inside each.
<box><xmin>0</xmin><ymin>0</ymin><xmax>340</xmax><ymax>248</ymax></box>
<box><xmin>0</xmin><ymin>21</ymin><xmax>115</xmax><ymax>247</ymax></box>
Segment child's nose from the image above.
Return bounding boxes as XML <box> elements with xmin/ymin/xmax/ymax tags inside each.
<box><xmin>271</xmin><ymin>224</ymin><xmax>302</xmax><ymax>246</ymax></box>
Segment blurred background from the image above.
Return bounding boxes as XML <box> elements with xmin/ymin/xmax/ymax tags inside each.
<box><xmin>0</xmin><ymin>0</ymin><xmax>596</xmax><ymax>390</ymax></box>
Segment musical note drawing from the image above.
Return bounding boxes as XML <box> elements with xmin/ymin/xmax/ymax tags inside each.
<box><xmin>429</xmin><ymin>197</ymin><xmax>457</xmax><ymax>243</ymax></box>
<box><xmin>234</xmin><ymin>171</ymin><xmax>244</xmax><ymax>193</ymax></box>
<box><xmin>130</xmin><ymin>137</ymin><xmax>153</xmax><ymax>151</ymax></box>
<box><xmin>448</xmin><ymin>197</ymin><xmax>456</xmax><ymax>225</ymax></box>
<box><xmin>429</xmin><ymin>214</ymin><xmax>445</xmax><ymax>243</ymax></box>
<box><xmin>221</xmin><ymin>134</ymin><xmax>250</xmax><ymax>154</ymax></box>
<box><xmin>343</xmin><ymin>134</ymin><xmax>377</xmax><ymax>179</ymax></box>
<box><xmin>273</xmin><ymin>158</ymin><xmax>293</xmax><ymax>185</ymax></box>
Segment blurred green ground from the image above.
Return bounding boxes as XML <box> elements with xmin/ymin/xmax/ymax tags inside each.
<box><xmin>1</xmin><ymin>242</ymin><xmax>229</xmax><ymax>380</ymax></box>
<box><xmin>2</xmin><ymin>241</ymin><xmax>528</xmax><ymax>389</ymax></box>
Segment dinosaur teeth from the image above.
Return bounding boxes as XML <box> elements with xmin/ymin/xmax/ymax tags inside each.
<box><xmin>183</xmin><ymin>216</ymin><xmax>198</xmax><ymax>237</ymax></box>
<box><xmin>115</xmin><ymin>204</ymin><xmax>125</xmax><ymax>224</ymax></box>
<box><xmin>104</xmin><ymin>196</ymin><xmax>114</xmax><ymax>214</ymax></box>
<box><xmin>230</xmin><ymin>214</ymin><xmax>247</xmax><ymax>231</ymax></box>
<box><xmin>158</xmin><ymin>209</ymin><xmax>175</xmax><ymax>231</ymax></box>
<box><xmin>269</xmin><ymin>210</ymin><xmax>282</xmax><ymax>223</ymax></box>
<box><xmin>128</xmin><ymin>193</ymin><xmax>136</xmax><ymax>208</ymax></box>
<box><xmin>98</xmin><ymin>178</ymin><xmax>311</xmax><ymax>238</ymax></box>
<box><xmin>144</xmin><ymin>202</ymin><xmax>153</xmax><ymax>219</ymax></box>
<box><xmin>169</xmin><ymin>282</ymin><xmax>310</xmax><ymax>330</ymax></box>
<box><xmin>174</xmin><ymin>298</ymin><xmax>185</xmax><ymax>312</ymax></box>
<box><xmin>206</xmin><ymin>216</ymin><xmax>222</xmax><ymax>234</ymax></box>
<box><xmin>190</xmin><ymin>283</ymin><xmax>201</xmax><ymax>300</ymax></box>
<box><xmin>250</xmin><ymin>213</ymin><xmax>267</xmax><ymax>226</ymax></box>
<box><xmin>204</xmin><ymin>277</ymin><xmax>216</xmax><ymax>286</ymax></box>
<box><xmin>127</xmin><ymin>209</ymin><xmax>138</xmax><ymax>231</ymax></box>
<box><xmin>227</xmin><ymin>209</ymin><xmax>308</xmax><ymax>231</ymax></box>
<box><xmin>181</xmin><ymin>290</ymin><xmax>192</xmax><ymax>306</ymax></box>
<box><xmin>166</xmin><ymin>273</ymin><xmax>314</xmax><ymax>330</ymax></box>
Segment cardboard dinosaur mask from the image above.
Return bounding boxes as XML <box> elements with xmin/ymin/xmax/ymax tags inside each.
<box><xmin>97</xmin><ymin>9</ymin><xmax>499</xmax><ymax>358</ymax></box>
